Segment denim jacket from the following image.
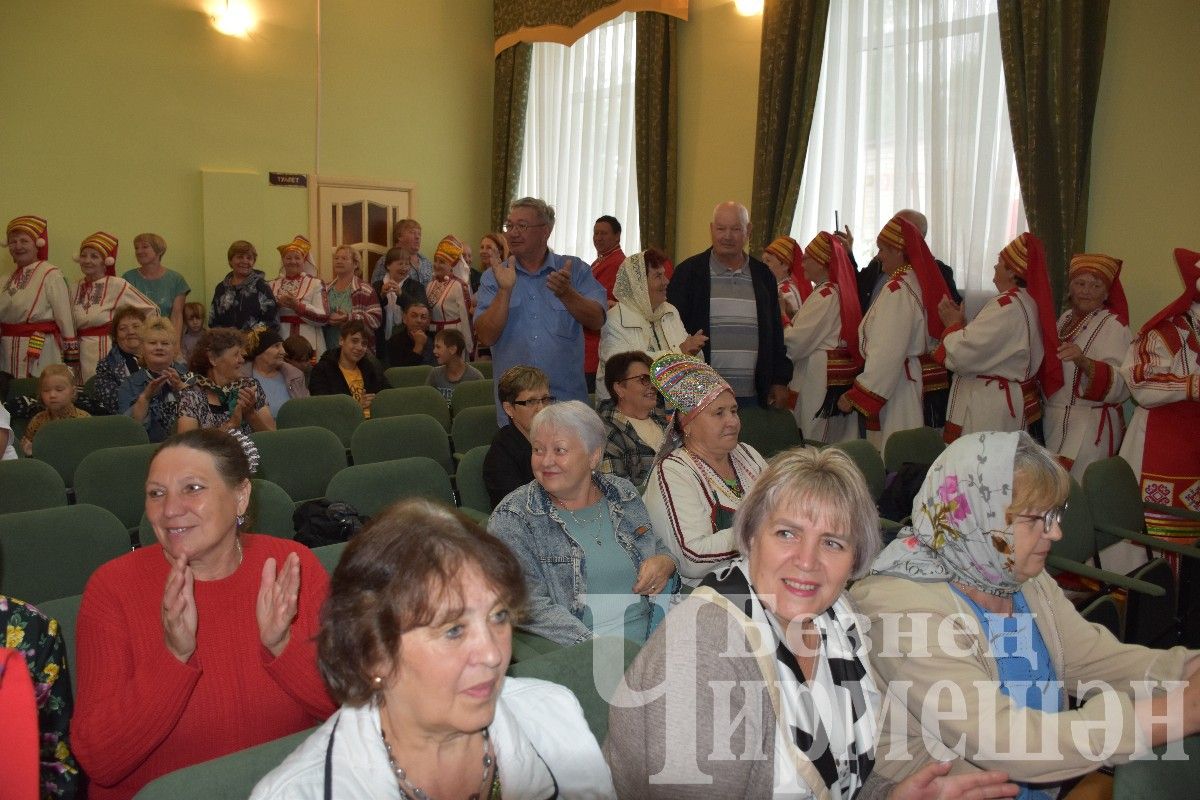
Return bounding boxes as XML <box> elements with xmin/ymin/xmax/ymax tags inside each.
<box><xmin>488</xmin><ymin>473</ymin><xmax>678</xmax><ymax>646</ymax></box>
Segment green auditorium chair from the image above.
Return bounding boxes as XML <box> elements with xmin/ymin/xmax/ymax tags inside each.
<box><xmin>468</xmin><ymin>361</ymin><xmax>493</xmax><ymax>379</ymax></box>
<box><xmin>371</xmin><ymin>386</ymin><xmax>450</xmax><ymax>430</ymax></box>
<box><xmin>0</xmin><ymin>458</ymin><xmax>68</xmax><ymax>513</ymax></box>
<box><xmin>0</xmin><ymin>505</ymin><xmax>129</xmax><ymax>604</ymax></box>
<box><xmin>449</xmin><ymin>379</ymin><xmax>495</xmax><ymax>417</ymax></box>
<box><xmin>455</xmin><ymin>446</ymin><xmax>493</xmax><ymax>515</ymax></box>
<box><xmin>75</xmin><ymin>443</ymin><xmax>159</xmax><ymax>536</ymax></box>
<box><xmin>251</xmin><ymin>427</ymin><xmax>347</xmax><ymax>504</ymax></box>
<box><xmin>451</xmin><ymin>405</ymin><xmax>499</xmax><ymax>457</ymax></box>
<box><xmin>737</xmin><ymin>406</ymin><xmax>802</xmax><ymax>459</ymax></box>
<box><xmin>350</xmin><ymin>414</ymin><xmax>453</xmax><ymax>474</ymax></box>
<box><xmin>275</xmin><ymin>394</ymin><xmax>363</xmax><ymax>449</ymax></box>
<box><xmin>32</xmin><ymin>414</ymin><xmax>149</xmax><ymax>489</ymax></box>
<box><xmin>325</xmin><ymin>457</ymin><xmax>455</xmax><ymax>519</ymax></box>
<box><xmin>384</xmin><ymin>364</ymin><xmax>433</xmax><ymax>388</ymax></box>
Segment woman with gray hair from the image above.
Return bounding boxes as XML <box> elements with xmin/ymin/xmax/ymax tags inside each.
<box><xmin>488</xmin><ymin>400</ymin><xmax>678</xmax><ymax>647</ymax></box>
<box><xmin>607</xmin><ymin>446</ymin><xmax>1019</xmax><ymax>800</ymax></box>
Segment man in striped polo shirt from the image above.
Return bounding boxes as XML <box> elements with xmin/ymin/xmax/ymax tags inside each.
<box><xmin>667</xmin><ymin>202</ymin><xmax>791</xmax><ymax>409</ymax></box>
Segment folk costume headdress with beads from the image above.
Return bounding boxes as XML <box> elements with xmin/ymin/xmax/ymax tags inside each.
<box><xmin>75</xmin><ymin>231</ymin><xmax>119</xmax><ymax>277</ymax></box>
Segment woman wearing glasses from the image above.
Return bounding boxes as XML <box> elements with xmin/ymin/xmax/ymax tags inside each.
<box><xmin>483</xmin><ymin>365</ymin><xmax>555</xmax><ymax>508</ymax></box>
<box><xmin>851</xmin><ymin>431</ymin><xmax>1200</xmax><ymax>794</ymax></box>
<box><xmin>598</xmin><ymin>351</ymin><xmax>669</xmax><ymax>490</ymax></box>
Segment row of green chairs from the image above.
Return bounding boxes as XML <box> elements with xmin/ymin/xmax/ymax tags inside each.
<box><xmin>384</xmin><ymin>361</ymin><xmax>494</xmax><ymax>388</ymax></box>
<box><xmin>277</xmin><ymin>383</ymin><xmax>495</xmax><ymax>441</ymax></box>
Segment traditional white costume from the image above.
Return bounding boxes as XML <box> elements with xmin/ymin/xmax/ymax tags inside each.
<box><xmin>72</xmin><ymin>276</ymin><xmax>158</xmax><ymax>381</ymax></box>
<box><xmin>1</xmin><ymin>259</ymin><xmax>77</xmax><ymax>378</ymax></box>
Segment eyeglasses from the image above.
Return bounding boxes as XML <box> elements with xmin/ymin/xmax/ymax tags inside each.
<box><xmin>617</xmin><ymin>374</ymin><xmax>653</xmax><ymax>387</ymax></box>
<box><xmin>502</xmin><ymin>221</ymin><xmax>547</xmax><ymax>234</ymax></box>
<box><xmin>1014</xmin><ymin>504</ymin><xmax>1068</xmax><ymax>531</ymax></box>
<box><xmin>510</xmin><ymin>395</ymin><xmax>556</xmax><ymax>407</ymax></box>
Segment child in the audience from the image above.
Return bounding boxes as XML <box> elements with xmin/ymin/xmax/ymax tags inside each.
<box><xmin>21</xmin><ymin>364</ymin><xmax>90</xmax><ymax>455</ymax></box>
<box><xmin>282</xmin><ymin>334</ymin><xmax>316</xmax><ymax>380</ymax></box>
<box><xmin>426</xmin><ymin>328</ymin><xmax>484</xmax><ymax>401</ymax></box>
<box><xmin>180</xmin><ymin>301</ymin><xmax>207</xmax><ymax>361</ymax></box>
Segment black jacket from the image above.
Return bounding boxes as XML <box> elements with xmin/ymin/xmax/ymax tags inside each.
<box><xmin>855</xmin><ymin>255</ymin><xmax>962</xmax><ymax>313</ymax></box>
<box><xmin>666</xmin><ymin>248</ymin><xmax>791</xmax><ymax>407</ymax></box>
<box><xmin>483</xmin><ymin>423</ymin><xmax>533</xmax><ymax>508</ymax></box>
<box><xmin>385</xmin><ymin>328</ymin><xmax>436</xmax><ymax>368</ymax></box>
<box><xmin>308</xmin><ymin>347</ymin><xmax>388</xmax><ymax>397</ymax></box>
<box><xmin>373</xmin><ymin>278</ymin><xmax>429</xmax><ymax>356</ymax></box>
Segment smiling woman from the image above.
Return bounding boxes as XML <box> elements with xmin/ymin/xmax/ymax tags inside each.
<box><xmin>72</xmin><ymin>429</ymin><xmax>335</xmax><ymax>800</ymax></box>
<box><xmin>250</xmin><ymin>498</ymin><xmax>616</xmax><ymax>799</ymax></box>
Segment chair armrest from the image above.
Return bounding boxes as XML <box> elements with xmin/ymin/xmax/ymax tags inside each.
<box><xmin>1094</xmin><ymin>523</ymin><xmax>1200</xmax><ymax>560</ymax></box>
<box><xmin>1046</xmin><ymin>554</ymin><xmax>1166</xmax><ymax>597</ymax></box>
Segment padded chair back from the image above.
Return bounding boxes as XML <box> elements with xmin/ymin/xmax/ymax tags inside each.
<box><xmin>507</xmin><ymin>636</ymin><xmax>641</xmax><ymax>742</ymax></box>
<box><xmin>311</xmin><ymin>541</ymin><xmax>347</xmax><ymax>575</ymax></box>
<box><xmin>350</xmin><ymin>414</ymin><xmax>453</xmax><ymax>474</ymax></box>
<box><xmin>325</xmin><ymin>457</ymin><xmax>455</xmax><ymax>518</ymax></box>
<box><xmin>275</xmin><ymin>394</ymin><xmax>363</xmax><ymax>448</ymax></box>
<box><xmin>34</xmin><ymin>594</ymin><xmax>82</xmax><ymax>699</ymax></box>
<box><xmin>449</xmin><ymin>380</ymin><xmax>495</xmax><ymax>416</ymax></box>
<box><xmin>830</xmin><ymin>439</ymin><xmax>886</xmax><ymax>501</ymax></box>
<box><xmin>251</xmin><ymin>427</ymin><xmax>347</xmax><ymax>503</ymax></box>
<box><xmin>456</xmin><ymin>446</ymin><xmax>493</xmax><ymax>514</ymax></box>
<box><xmin>0</xmin><ymin>505</ymin><xmax>130</xmax><ymax>604</ymax></box>
<box><xmin>451</xmin><ymin>406</ymin><xmax>499</xmax><ymax>456</ymax></box>
<box><xmin>737</xmin><ymin>407</ymin><xmax>802</xmax><ymax>459</ymax></box>
<box><xmin>32</xmin><ymin>415</ymin><xmax>150</xmax><ymax>488</ymax></box>
<box><xmin>1112</xmin><ymin>732</ymin><xmax>1200</xmax><ymax>800</ymax></box>
<box><xmin>468</xmin><ymin>360</ymin><xmax>494</xmax><ymax>379</ymax></box>
<box><xmin>384</xmin><ymin>365</ymin><xmax>433</xmax><ymax>388</ymax></box>
<box><xmin>74</xmin><ymin>443</ymin><xmax>159</xmax><ymax>532</ymax></box>
<box><xmin>1083</xmin><ymin>457</ymin><xmax>1152</xmax><ymax>549</ymax></box>
<box><xmin>131</xmin><ymin>727</ymin><xmax>316</xmax><ymax>800</ymax></box>
<box><xmin>1051</xmin><ymin>480</ymin><xmax>1101</xmax><ymax>565</ymax></box>
<box><xmin>0</xmin><ymin>458</ymin><xmax>67</xmax><ymax>514</ymax></box>
<box><xmin>371</xmin><ymin>386</ymin><xmax>450</xmax><ymax>429</ymax></box>
<box><xmin>882</xmin><ymin>426</ymin><xmax>945</xmax><ymax>474</ymax></box>
<box><xmin>247</xmin><ymin>479</ymin><xmax>297</xmax><ymax>539</ymax></box>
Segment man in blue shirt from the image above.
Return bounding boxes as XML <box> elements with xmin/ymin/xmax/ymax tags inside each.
<box><xmin>475</xmin><ymin>197</ymin><xmax>607</xmax><ymax>424</ymax></box>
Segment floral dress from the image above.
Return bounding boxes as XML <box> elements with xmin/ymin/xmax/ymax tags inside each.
<box><xmin>1</xmin><ymin>595</ymin><xmax>82</xmax><ymax>799</ymax></box>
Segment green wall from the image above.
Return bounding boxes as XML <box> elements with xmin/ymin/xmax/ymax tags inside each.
<box><xmin>0</xmin><ymin>0</ymin><xmax>493</xmax><ymax>300</ymax></box>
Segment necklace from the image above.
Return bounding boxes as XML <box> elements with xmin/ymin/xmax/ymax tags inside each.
<box><xmin>552</xmin><ymin>489</ymin><xmax>607</xmax><ymax>546</ymax></box>
<box><xmin>1058</xmin><ymin>309</ymin><xmax>1096</xmax><ymax>342</ymax></box>
<box><xmin>380</xmin><ymin>727</ymin><xmax>498</xmax><ymax>800</ymax></box>
<box><xmin>684</xmin><ymin>447</ymin><xmax>743</xmax><ymax>499</ymax></box>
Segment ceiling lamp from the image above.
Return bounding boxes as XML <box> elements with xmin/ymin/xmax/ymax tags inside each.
<box><xmin>733</xmin><ymin>0</ymin><xmax>764</xmax><ymax>15</ymax></box>
<box><xmin>212</xmin><ymin>0</ymin><xmax>255</xmax><ymax>38</ymax></box>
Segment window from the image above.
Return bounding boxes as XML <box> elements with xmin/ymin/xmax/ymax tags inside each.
<box><xmin>791</xmin><ymin>0</ymin><xmax>1026</xmax><ymax>292</ymax></box>
<box><xmin>516</xmin><ymin>13</ymin><xmax>641</xmax><ymax>261</ymax></box>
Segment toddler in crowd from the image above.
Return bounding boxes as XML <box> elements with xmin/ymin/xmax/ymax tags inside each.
<box><xmin>180</xmin><ymin>301</ymin><xmax>207</xmax><ymax>361</ymax></box>
<box><xmin>21</xmin><ymin>364</ymin><xmax>90</xmax><ymax>455</ymax></box>
<box><xmin>426</xmin><ymin>329</ymin><xmax>484</xmax><ymax>400</ymax></box>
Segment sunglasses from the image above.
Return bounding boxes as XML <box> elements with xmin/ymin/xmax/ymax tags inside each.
<box><xmin>510</xmin><ymin>395</ymin><xmax>556</xmax><ymax>407</ymax></box>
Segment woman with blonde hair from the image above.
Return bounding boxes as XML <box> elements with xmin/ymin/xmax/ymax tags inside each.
<box><xmin>322</xmin><ymin>244</ymin><xmax>381</xmax><ymax>351</ymax></box>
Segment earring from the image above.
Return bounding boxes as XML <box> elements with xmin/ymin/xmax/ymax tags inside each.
<box><xmin>372</xmin><ymin>675</ymin><xmax>384</xmax><ymax>687</ymax></box>
<box><xmin>236</xmin><ymin>514</ymin><xmax>245</xmax><ymax>528</ymax></box>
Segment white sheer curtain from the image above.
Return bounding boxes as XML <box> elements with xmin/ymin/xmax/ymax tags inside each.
<box><xmin>791</xmin><ymin>0</ymin><xmax>1025</xmax><ymax>293</ymax></box>
<box><xmin>516</xmin><ymin>13</ymin><xmax>641</xmax><ymax>261</ymax></box>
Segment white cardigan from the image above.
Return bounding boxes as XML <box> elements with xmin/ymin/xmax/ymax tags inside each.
<box><xmin>250</xmin><ymin>677</ymin><xmax>616</xmax><ymax>799</ymax></box>
<box><xmin>596</xmin><ymin>301</ymin><xmax>690</xmax><ymax>401</ymax></box>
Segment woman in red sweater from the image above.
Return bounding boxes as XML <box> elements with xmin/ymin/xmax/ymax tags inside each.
<box><xmin>72</xmin><ymin>428</ymin><xmax>335</xmax><ymax>799</ymax></box>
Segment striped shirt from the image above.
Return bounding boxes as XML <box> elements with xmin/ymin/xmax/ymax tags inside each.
<box><xmin>707</xmin><ymin>252</ymin><xmax>758</xmax><ymax>399</ymax></box>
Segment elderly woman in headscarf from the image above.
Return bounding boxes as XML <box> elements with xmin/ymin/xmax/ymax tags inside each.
<box><xmin>784</xmin><ymin>232</ymin><xmax>863</xmax><ymax>444</ymax></box>
<box><xmin>840</xmin><ymin>215</ymin><xmax>950</xmax><ymax>451</ymax></box>
<box><xmin>933</xmin><ymin>233</ymin><xmax>1061</xmax><ymax>444</ymax></box>
<box><xmin>1043</xmin><ymin>254</ymin><xmax>1132</xmax><ymax>480</ymax></box>
<box><xmin>642</xmin><ymin>354</ymin><xmax>768</xmax><ymax>586</ymax></box>
<box><xmin>426</xmin><ymin>235</ymin><xmax>475</xmax><ymax>359</ymax></box>
<box><xmin>851</xmin><ymin>431</ymin><xmax>1200</xmax><ymax>796</ymax></box>
<box><xmin>762</xmin><ymin>235</ymin><xmax>811</xmax><ymax>325</ymax></box>
<box><xmin>596</xmin><ymin>248</ymin><xmax>706</xmax><ymax>402</ymax></box>
<box><xmin>269</xmin><ymin>236</ymin><xmax>328</xmax><ymax>357</ymax></box>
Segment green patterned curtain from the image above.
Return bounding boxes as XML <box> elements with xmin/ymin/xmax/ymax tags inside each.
<box><xmin>491</xmin><ymin>43</ymin><xmax>532</xmax><ymax>230</ymax></box>
<box><xmin>998</xmin><ymin>0</ymin><xmax>1110</xmax><ymax>304</ymax></box>
<box><xmin>634</xmin><ymin>12</ymin><xmax>677</xmax><ymax>256</ymax></box>
<box><xmin>749</xmin><ymin>0</ymin><xmax>830</xmax><ymax>253</ymax></box>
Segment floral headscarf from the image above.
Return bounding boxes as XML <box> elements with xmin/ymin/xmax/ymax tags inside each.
<box><xmin>870</xmin><ymin>431</ymin><xmax>1024</xmax><ymax>596</ymax></box>
<box><xmin>613</xmin><ymin>251</ymin><xmax>670</xmax><ymax>323</ymax></box>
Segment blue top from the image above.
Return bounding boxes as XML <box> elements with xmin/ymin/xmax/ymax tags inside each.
<box><xmin>254</xmin><ymin>369</ymin><xmax>292</xmax><ymax>418</ymax></box>
<box><xmin>562</xmin><ymin>499</ymin><xmax>651</xmax><ymax>644</ymax></box>
<box><xmin>122</xmin><ymin>268</ymin><xmax>191</xmax><ymax>317</ymax></box>
<box><xmin>953</xmin><ymin>587</ymin><xmax>1058</xmax><ymax>800</ymax></box>
<box><xmin>474</xmin><ymin>250</ymin><xmax>605</xmax><ymax>425</ymax></box>
<box><xmin>118</xmin><ymin>361</ymin><xmax>190</xmax><ymax>442</ymax></box>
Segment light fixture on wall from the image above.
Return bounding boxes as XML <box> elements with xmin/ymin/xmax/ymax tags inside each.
<box><xmin>733</xmin><ymin>0</ymin><xmax>764</xmax><ymax>15</ymax></box>
<box><xmin>211</xmin><ymin>0</ymin><xmax>255</xmax><ymax>38</ymax></box>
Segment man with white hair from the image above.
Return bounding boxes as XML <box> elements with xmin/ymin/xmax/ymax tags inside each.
<box><xmin>667</xmin><ymin>202</ymin><xmax>791</xmax><ymax>409</ymax></box>
<box><xmin>475</xmin><ymin>197</ymin><xmax>607</xmax><ymax>423</ymax></box>
<box><xmin>849</xmin><ymin>209</ymin><xmax>962</xmax><ymax>312</ymax></box>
